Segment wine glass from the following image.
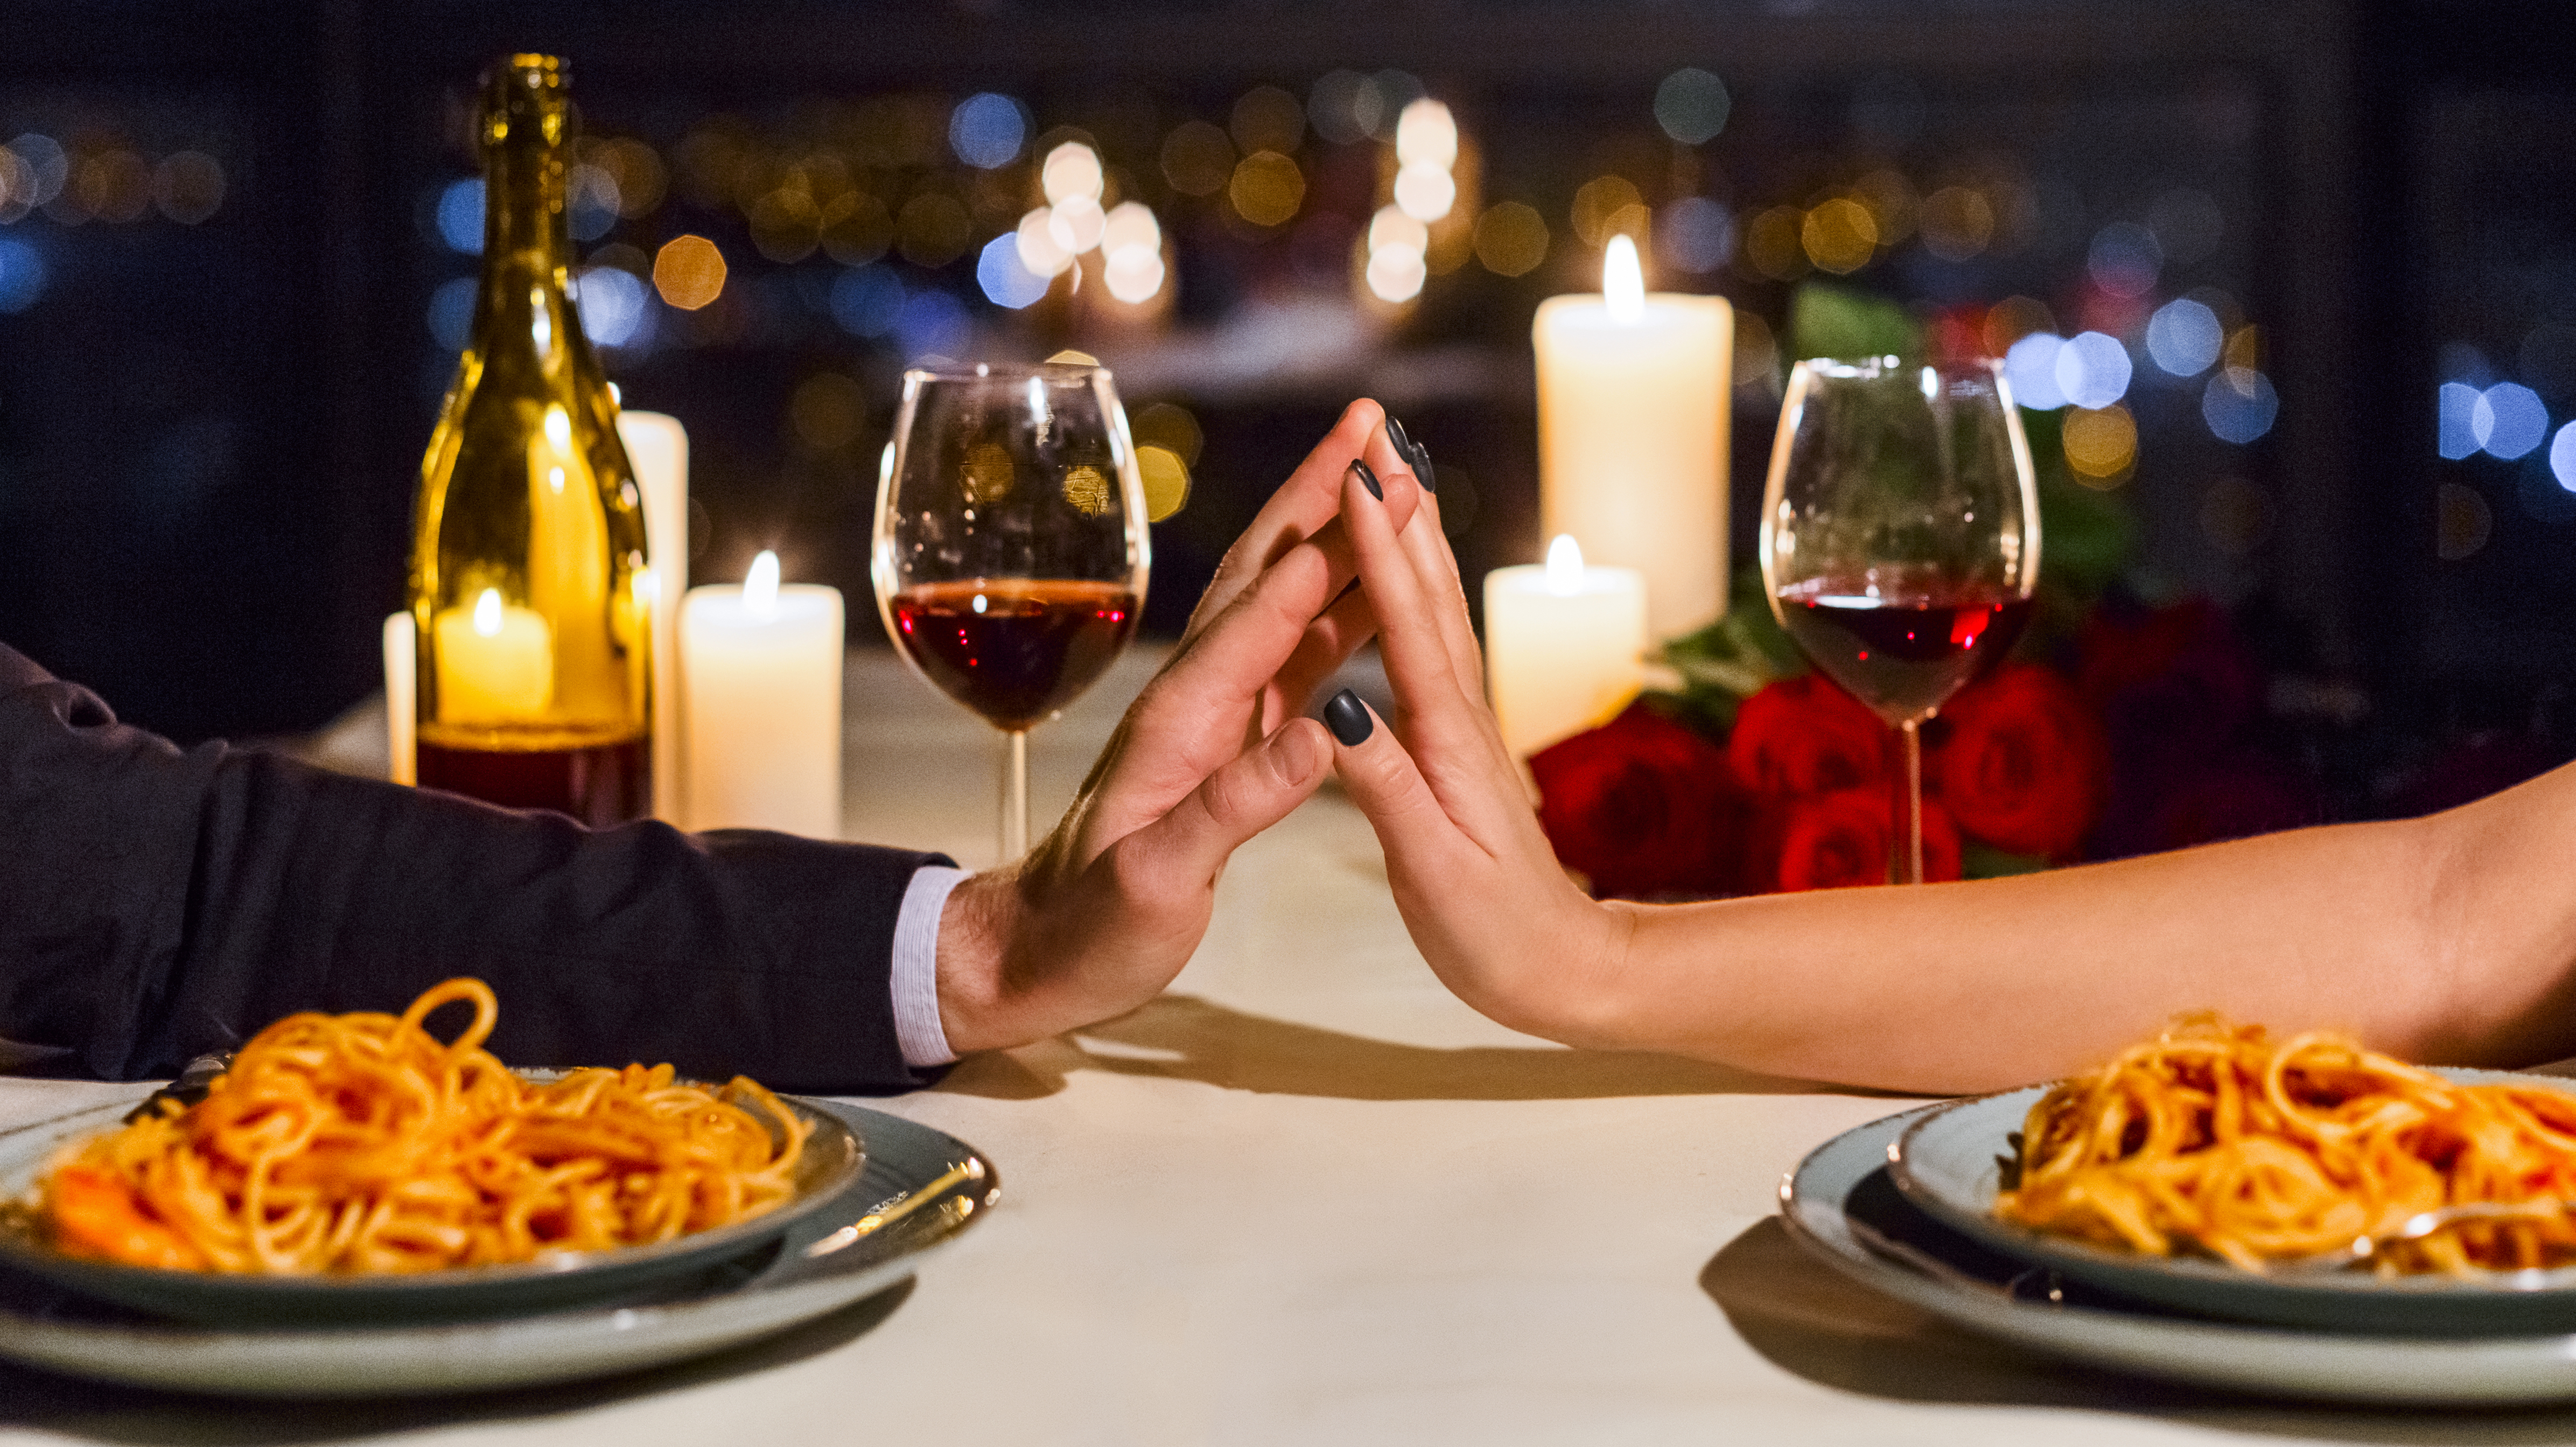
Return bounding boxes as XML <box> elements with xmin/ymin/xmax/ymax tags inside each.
<box><xmin>1758</xmin><ymin>356</ymin><xmax>2041</xmax><ymax>884</ymax></box>
<box><xmin>873</xmin><ymin>363</ymin><xmax>1150</xmax><ymax>864</ymax></box>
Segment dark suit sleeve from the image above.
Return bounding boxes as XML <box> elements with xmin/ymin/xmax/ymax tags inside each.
<box><xmin>0</xmin><ymin>641</ymin><xmax>945</xmax><ymax>1092</ymax></box>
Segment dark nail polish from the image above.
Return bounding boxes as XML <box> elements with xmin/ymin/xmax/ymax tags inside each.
<box><xmin>1350</xmin><ymin>457</ymin><xmax>1383</xmax><ymax>502</ymax></box>
<box><xmin>1387</xmin><ymin>417</ymin><xmax>1433</xmax><ymax>487</ymax></box>
<box><xmin>1322</xmin><ymin>689</ymin><xmax>1374</xmax><ymax>746</ymax></box>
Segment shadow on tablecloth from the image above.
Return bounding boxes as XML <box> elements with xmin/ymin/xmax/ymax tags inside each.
<box><xmin>937</xmin><ymin>992</ymin><xmax>1836</xmax><ymax>1102</ymax></box>
<box><xmin>0</xmin><ymin>1279</ymin><xmax>913</xmax><ymax>1443</ymax></box>
<box><xmin>1702</xmin><ymin>1219</ymin><xmax>2576</xmax><ymax>1444</ymax></box>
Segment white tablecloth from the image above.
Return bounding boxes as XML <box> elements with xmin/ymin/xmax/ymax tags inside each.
<box><xmin>0</xmin><ymin>652</ymin><xmax>2550</xmax><ymax>1444</ymax></box>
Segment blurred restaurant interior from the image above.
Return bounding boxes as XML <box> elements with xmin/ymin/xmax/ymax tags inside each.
<box><xmin>0</xmin><ymin>0</ymin><xmax>2565</xmax><ymax>829</ymax></box>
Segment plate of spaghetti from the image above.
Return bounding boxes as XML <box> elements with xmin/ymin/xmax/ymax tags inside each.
<box><xmin>1888</xmin><ymin>1015</ymin><xmax>2576</xmax><ymax>1334</ymax></box>
<box><xmin>0</xmin><ymin>978</ymin><xmax>864</xmax><ymax>1325</ymax></box>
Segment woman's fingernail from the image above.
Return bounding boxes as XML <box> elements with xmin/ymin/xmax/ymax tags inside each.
<box><xmin>1387</xmin><ymin>417</ymin><xmax>1434</xmax><ymax>486</ymax></box>
<box><xmin>1322</xmin><ymin>689</ymin><xmax>1374</xmax><ymax>746</ymax></box>
<box><xmin>1349</xmin><ymin>457</ymin><xmax>1383</xmax><ymax>502</ymax></box>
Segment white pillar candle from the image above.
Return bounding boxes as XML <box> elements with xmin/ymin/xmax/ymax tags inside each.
<box><xmin>1532</xmin><ymin>235</ymin><xmax>1733</xmax><ymax>640</ymax></box>
<box><xmin>680</xmin><ymin>552</ymin><xmax>843</xmax><ymax>837</ymax></box>
<box><xmin>432</xmin><ymin>588</ymin><xmax>554</xmax><ymax>723</ymax></box>
<box><xmin>383</xmin><ymin>612</ymin><xmax>416</xmax><ymax>785</ymax></box>
<box><xmin>618</xmin><ymin>410</ymin><xmax>690</xmax><ymax>825</ymax></box>
<box><xmin>1483</xmin><ymin>535</ymin><xmax>1649</xmax><ymax>760</ymax></box>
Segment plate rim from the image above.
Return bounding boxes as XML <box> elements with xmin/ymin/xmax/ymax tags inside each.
<box><xmin>1886</xmin><ymin>1067</ymin><xmax>2576</xmax><ymax>1306</ymax></box>
<box><xmin>0</xmin><ymin>1099</ymin><xmax>999</xmax><ymax>1397</ymax></box>
<box><xmin>1778</xmin><ymin>1102</ymin><xmax>2576</xmax><ymax>1405</ymax></box>
<box><xmin>0</xmin><ymin>1082</ymin><xmax>866</xmax><ymax>1317</ymax></box>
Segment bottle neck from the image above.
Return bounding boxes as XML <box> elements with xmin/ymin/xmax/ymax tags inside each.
<box><xmin>478</xmin><ymin>65</ymin><xmax>570</xmax><ymax>284</ymax></box>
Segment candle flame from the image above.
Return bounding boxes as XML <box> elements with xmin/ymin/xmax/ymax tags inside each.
<box><xmin>472</xmin><ymin>588</ymin><xmax>505</xmax><ymax>637</ymax></box>
<box><xmin>745</xmin><ymin>550</ymin><xmax>781</xmax><ymax>618</ymax></box>
<box><xmin>1604</xmin><ymin>235</ymin><xmax>1644</xmax><ymax>323</ymax></box>
<box><xmin>1545</xmin><ymin>534</ymin><xmax>1585</xmax><ymax>593</ymax></box>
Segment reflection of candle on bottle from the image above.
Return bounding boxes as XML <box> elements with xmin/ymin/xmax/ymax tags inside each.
<box><xmin>618</xmin><ymin>410</ymin><xmax>690</xmax><ymax>824</ymax></box>
<box><xmin>1482</xmin><ymin>535</ymin><xmax>1649</xmax><ymax>761</ymax></box>
<box><xmin>434</xmin><ymin>588</ymin><xmax>554</xmax><ymax>722</ymax></box>
<box><xmin>680</xmin><ymin>551</ymin><xmax>844</xmax><ymax>836</ymax></box>
<box><xmin>1532</xmin><ymin>235</ymin><xmax>1732</xmax><ymax>639</ymax></box>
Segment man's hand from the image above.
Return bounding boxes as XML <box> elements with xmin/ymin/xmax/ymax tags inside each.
<box><xmin>933</xmin><ymin>400</ymin><xmax>1424</xmax><ymax>1053</ymax></box>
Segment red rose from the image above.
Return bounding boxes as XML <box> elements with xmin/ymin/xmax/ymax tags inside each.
<box><xmin>1927</xmin><ymin>662</ymin><xmax>2108</xmax><ymax>859</ymax></box>
<box><xmin>1763</xmin><ymin>787</ymin><xmax>1962</xmax><ymax>892</ymax></box>
<box><xmin>1531</xmin><ymin>703</ymin><xmax>1746</xmax><ymax>900</ymax></box>
<box><xmin>1726</xmin><ymin>674</ymin><xmax>1887</xmax><ymax>801</ymax></box>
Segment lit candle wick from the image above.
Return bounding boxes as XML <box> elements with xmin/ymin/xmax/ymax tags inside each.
<box><xmin>1544</xmin><ymin>534</ymin><xmax>1586</xmax><ymax>595</ymax></box>
<box><xmin>473</xmin><ymin>588</ymin><xmax>504</xmax><ymax>637</ymax></box>
<box><xmin>1603</xmin><ymin>235</ymin><xmax>1645</xmax><ymax>324</ymax></box>
<box><xmin>745</xmin><ymin>550</ymin><xmax>781</xmax><ymax>619</ymax></box>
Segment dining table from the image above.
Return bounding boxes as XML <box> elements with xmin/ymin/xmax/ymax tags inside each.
<box><xmin>2</xmin><ymin>645</ymin><xmax>2567</xmax><ymax>1446</ymax></box>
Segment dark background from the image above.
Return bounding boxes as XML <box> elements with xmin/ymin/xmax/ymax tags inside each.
<box><xmin>0</xmin><ymin>0</ymin><xmax>2564</xmax><ymax>815</ymax></box>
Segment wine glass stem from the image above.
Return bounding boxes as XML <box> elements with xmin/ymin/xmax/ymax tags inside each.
<box><xmin>1889</xmin><ymin>720</ymin><xmax>1925</xmax><ymax>886</ymax></box>
<box><xmin>999</xmin><ymin>729</ymin><xmax>1030</xmax><ymax>864</ymax></box>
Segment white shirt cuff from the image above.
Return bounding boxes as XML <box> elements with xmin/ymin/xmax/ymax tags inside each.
<box><xmin>891</xmin><ymin>865</ymin><xmax>968</xmax><ymax>1069</ymax></box>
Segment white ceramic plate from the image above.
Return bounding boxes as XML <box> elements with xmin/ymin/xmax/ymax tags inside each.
<box><xmin>0</xmin><ymin>1082</ymin><xmax>865</xmax><ymax>1325</ymax></box>
<box><xmin>1782</xmin><ymin>1102</ymin><xmax>2576</xmax><ymax>1404</ymax></box>
<box><xmin>0</xmin><ymin>1099</ymin><xmax>996</xmax><ymax>1397</ymax></box>
<box><xmin>1887</xmin><ymin>1070</ymin><xmax>2576</xmax><ymax>1334</ymax></box>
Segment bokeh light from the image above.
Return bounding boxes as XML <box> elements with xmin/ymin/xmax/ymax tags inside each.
<box><xmin>1102</xmin><ymin>238</ymin><xmax>1167</xmax><ymax>304</ymax></box>
<box><xmin>1042</xmin><ymin>142</ymin><xmax>1103</xmax><ymax>207</ymax></box>
<box><xmin>1851</xmin><ymin>170</ymin><xmax>1917</xmax><ymax>245</ymax></box>
<box><xmin>948</xmin><ymin>94</ymin><xmax>1026</xmax><ymax>170</ymax></box>
<box><xmin>1231</xmin><ymin>86</ymin><xmax>1307</xmax><ymax>157</ymax></box>
<box><xmin>1657</xmin><ymin>196</ymin><xmax>1732</xmax><ymax>274</ymax></box>
<box><xmin>2437</xmin><ymin>480</ymin><xmax>2494</xmax><ymax>561</ymax></box>
<box><xmin>1016</xmin><ymin>207</ymin><xmax>1073</xmax><ymax>277</ymax></box>
<box><xmin>2004</xmin><ymin>332</ymin><xmax>2069</xmax><ymax>410</ymax></box>
<box><xmin>1394</xmin><ymin>100</ymin><xmax>1457</xmax><ymax>170</ymax></box>
<box><xmin>74</xmin><ymin>149</ymin><xmax>152</xmax><ymax>223</ymax></box>
<box><xmin>831</xmin><ymin>265</ymin><xmax>903</xmax><ymax>336</ymax></box>
<box><xmin>2055</xmin><ymin>330</ymin><xmax>2132</xmax><ymax>409</ymax></box>
<box><xmin>2203</xmin><ymin>368</ymin><xmax>2279</xmax><ymax>443</ymax></box>
<box><xmin>1473</xmin><ymin>201</ymin><xmax>1548</xmax><ymax>277</ymax></box>
<box><xmin>1137</xmin><ymin>446</ymin><xmax>1192</xmax><ymax>521</ymax></box>
<box><xmin>652</xmin><ymin>234</ymin><xmax>727</xmax><ymax>310</ymax></box>
<box><xmin>1160</xmin><ymin>121</ymin><xmax>1234</xmax><ymax>197</ymax></box>
<box><xmin>2438</xmin><ymin>382</ymin><xmax>2484</xmax><ymax>459</ymax></box>
<box><xmin>1047</xmin><ymin>193</ymin><xmax>1105</xmax><ymax>255</ymax></box>
<box><xmin>592</xmin><ymin>138</ymin><xmax>665</xmax><ymax>218</ymax></box>
<box><xmin>1571</xmin><ymin>175</ymin><xmax>1644</xmax><ymax>249</ymax></box>
<box><xmin>1801</xmin><ymin>198</ymin><xmax>1877</xmax><ymax>274</ymax></box>
<box><xmin>823</xmin><ymin>194</ymin><xmax>894</xmax><ymax>267</ymax></box>
<box><xmin>151</xmin><ymin>151</ymin><xmax>225</xmax><ymax>224</ymax></box>
<box><xmin>790</xmin><ymin>372</ymin><xmax>866</xmax><ymax>450</ymax></box>
<box><xmin>568</xmin><ymin>163</ymin><xmax>620</xmax><ymax>242</ymax></box>
<box><xmin>5</xmin><ymin>134</ymin><xmax>68</xmax><ymax>212</ymax></box>
<box><xmin>0</xmin><ymin>236</ymin><xmax>51</xmax><ymax>313</ymax></box>
<box><xmin>1654</xmin><ymin>68</ymin><xmax>1731</xmax><ymax>144</ymax></box>
<box><xmin>1745</xmin><ymin>206</ymin><xmax>1807</xmax><ymax>280</ymax></box>
<box><xmin>2062</xmin><ymin>404</ymin><xmax>2137</xmax><ymax>483</ymax></box>
<box><xmin>1393</xmin><ymin>163</ymin><xmax>1456</xmax><ymax>223</ymax></box>
<box><xmin>425</xmin><ymin>276</ymin><xmax>475</xmax><ymax>352</ymax></box>
<box><xmin>437</xmin><ymin>178</ymin><xmax>484</xmax><ymax>255</ymax></box>
<box><xmin>2085</xmin><ymin>221</ymin><xmax>2162</xmax><ymax>299</ymax></box>
<box><xmin>977</xmin><ymin>233</ymin><xmax>1051</xmax><ymax>309</ymax></box>
<box><xmin>1370</xmin><ymin>206</ymin><xmax>1429</xmax><ymax>256</ymax></box>
<box><xmin>1733</xmin><ymin>312</ymin><xmax>1780</xmax><ymax>390</ymax></box>
<box><xmin>1132</xmin><ymin>402</ymin><xmax>1203</xmax><ymax>466</ymax></box>
<box><xmin>1229</xmin><ymin>150</ymin><xmax>1304</xmax><ymax>227</ymax></box>
<box><xmin>577</xmin><ymin>265</ymin><xmax>649</xmax><ymax>347</ymax></box>
<box><xmin>2477</xmin><ymin>382</ymin><xmax>2549</xmax><ymax>460</ymax></box>
<box><xmin>1918</xmin><ymin>186</ymin><xmax>1992</xmax><ymax>261</ymax></box>
<box><xmin>897</xmin><ymin>193</ymin><xmax>972</xmax><ymax>267</ymax></box>
<box><xmin>2146</xmin><ymin>297</ymin><xmax>2223</xmax><ymax>376</ymax></box>
<box><xmin>2554</xmin><ymin>423</ymin><xmax>2576</xmax><ymax>491</ymax></box>
<box><xmin>1981</xmin><ymin>296</ymin><xmax>2054</xmax><ymax>358</ymax></box>
<box><xmin>895</xmin><ymin>289</ymin><xmax>970</xmax><ymax>361</ymax></box>
<box><xmin>1366</xmin><ymin>242</ymin><xmax>1426</xmax><ymax>303</ymax></box>
<box><xmin>1308</xmin><ymin>71</ymin><xmax>1380</xmax><ymax>146</ymax></box>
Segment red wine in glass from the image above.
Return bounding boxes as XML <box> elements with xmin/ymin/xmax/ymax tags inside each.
<box><xmin>887</xmin><ymin>579</ymin><xmax>1140</xmax><ymax>732</ymax></box>
<box><xmin>1775</xmin><ymin>578</ymin><xmax>2033</xmax><ymax>725</ymax></box>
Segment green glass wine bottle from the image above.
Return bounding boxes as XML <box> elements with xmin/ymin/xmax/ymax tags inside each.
<box><xmin>409</xmin><ymin>54</ymin><xmax>652</xmax><ymax>826</ymax></box>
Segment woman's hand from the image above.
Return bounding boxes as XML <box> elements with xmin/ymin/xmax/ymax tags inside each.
<box><xmin>934</xmin><ymin>401</ymin><xmax>1423</xmax><ymax>1053</ymax></box>
<box><xmin>1316</xmin><ymin>451</ymin><xmax>1633</xmax><ymax>1047</ymax></box>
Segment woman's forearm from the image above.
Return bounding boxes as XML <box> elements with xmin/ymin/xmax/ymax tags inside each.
<box><xmin>1592</xmin><ymin>764</ymin><xmax>2576</xmax><ymax>1094</ymax></box>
